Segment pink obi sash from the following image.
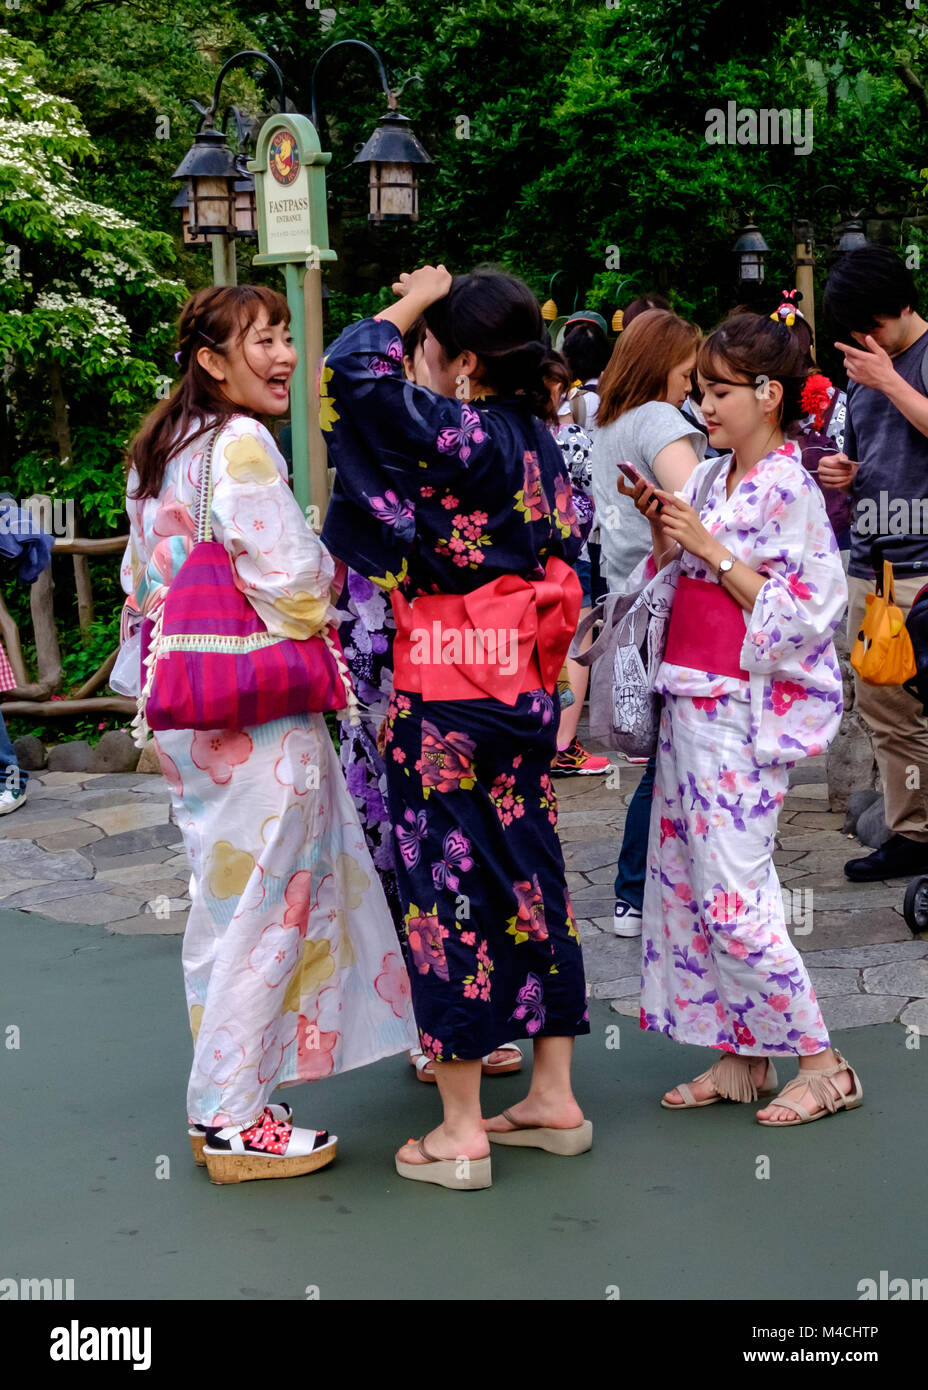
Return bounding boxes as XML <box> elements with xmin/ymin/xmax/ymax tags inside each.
<box><xmin>391</xmin><ymin>556</ymin><xmax>582</xmax><ymax>704</ymax></box>
<box><xmin>663</xmin><ymin>575</ymin><xmax>750</xmax><ymax>680</ymax></box>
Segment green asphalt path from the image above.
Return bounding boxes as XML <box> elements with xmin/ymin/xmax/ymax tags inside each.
<box><xmin>1</xmin><ymin>908</ymin><xmax>924</xmax><ymax>1302</ymax></box>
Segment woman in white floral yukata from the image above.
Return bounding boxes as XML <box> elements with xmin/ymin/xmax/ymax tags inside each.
<box><xmin>124</xmin><ymin>285</ymin><xmax>417</xmax><ymax>1184</ymax></box>
<box><xmin>618</xmin><ymin>312</ymin><xmax>864</xmax><ymax>1126</ymax></box>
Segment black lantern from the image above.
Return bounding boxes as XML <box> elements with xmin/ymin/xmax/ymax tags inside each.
<box><xmin>172</xmin><ymin>127</ymin><xmax>239</xmax><ymax>237</ymax></box>
<box><xmin>353</xmin><ymin>109</ymin><xmax>432</xmax><ymax>223</ymax></box>
<box><xmin>733</xmin><ymin>218</ymin><xmax>771</xmax><ymax>284</ymax></box>
<box><xmin>834</xmin><ymin>213</ymin><xmax>868</xmax><ymax>253</ymax></box>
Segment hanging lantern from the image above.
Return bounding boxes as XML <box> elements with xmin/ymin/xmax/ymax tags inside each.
<box><xmin>353</xmin><ymin>110</ymin><xmax>432</xmax><ymax>224</ymax></box>
<box><xmin>170</xmin><ymin>186</ymin><xmax>210</xmax><ymax>247</ymax></box>
<box><xmin>172</xmin><ymin>127</ymin><xmax>239</xmax><ymax>237</ymax></box>
<box><xmin>611</xmin><ymin>308</ymin><xmax>624</xmax><ymax>332</ymax></box>
<box><xmin>732</xmin><ymin>218</ymin><xmax>771</xmax><ymax>284</ymax></box>
<box><xmin>541</xmin><ymin>298</ymin><xmax>558</xmax><ymax>322</ymax></box>
<box><xmin>834</xmin><ymin>214</ymin><xmax>868</xmax><ymax>253</ymax></box>
<box><xmin>232</xmin><ymin>161</ymin><xmax>258</xmax><ymax>240</ymax></box>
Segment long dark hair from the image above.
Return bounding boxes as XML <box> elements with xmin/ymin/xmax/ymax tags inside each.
<box><xmin>697</xmin><ymin>313</ymin><xmax>809</xmax><ymax>427</ymax></box>
<box><xmin>423</xmin><ymin>265</ymin><xmax>567</xmax><ymax>422</ymax></box>
<box><xmin>129</xmin><ymin>284</ymin><xmax>290</xmax><ymax>498</ymax></box>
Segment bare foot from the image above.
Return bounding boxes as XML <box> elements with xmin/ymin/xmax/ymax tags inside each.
<box><xmin>663</xmin><ymin>1056</ymin><xmax>772</xmax><ymax>1107</ymax></box>
<box><xmin>756</xmin><ymin>1058</ymin><xmax>855</xmax><ymax>1124</ymax></box>
<box><xmin>395</xmin><ymin>1123</ymin><xmax>490</xmax><ymax>1167</ymax></box>
<box><xmin>484</xmin><ymin>1095</ymin><xmax>584</xmax><ymax>1134</ymax></box>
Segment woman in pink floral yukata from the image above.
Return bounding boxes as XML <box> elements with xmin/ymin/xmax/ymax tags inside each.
<box><xmin>618</xmin><ymin>313</ymin><xmax>864</xmax><ymax>1127</ymax></box>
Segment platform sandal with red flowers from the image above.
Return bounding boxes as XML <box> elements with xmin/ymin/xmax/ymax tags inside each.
<box><xmin>202</xmin><ymin>1110</ymin><xmax>337</xmax><ymax>1184</ymax></box>
<box><xmin>188</xmin><ymin>1102</ymin><xmax>292</xmax><ymax>1165</ymax></box>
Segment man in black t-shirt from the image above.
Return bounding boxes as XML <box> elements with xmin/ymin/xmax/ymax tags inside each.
<box><xmin>822</xmin><ymin>247</ymin><xmax>928</xmax><ymax>882</ymax></box>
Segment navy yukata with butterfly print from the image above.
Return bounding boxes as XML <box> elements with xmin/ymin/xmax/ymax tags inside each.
<box><xmin>320</xmin><ymin>317</ymin><xmax>591</xmax><ymax>1061</ymax></box>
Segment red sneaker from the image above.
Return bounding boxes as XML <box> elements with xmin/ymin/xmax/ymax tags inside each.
<box><xmin>552</xmin><ymin>737</ymin><xmax>611</xmax><ymax>776</ymax></box>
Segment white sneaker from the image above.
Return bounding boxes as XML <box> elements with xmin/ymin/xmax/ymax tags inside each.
<box><xmin>613</xmin><ymin>900</ymin><xmax>643</xmax><ymax>937</ymax></box>
<box><xmin>0</xmin><ymin>783</ymin><xmax>28</xmax><ymax>816</ymax></box>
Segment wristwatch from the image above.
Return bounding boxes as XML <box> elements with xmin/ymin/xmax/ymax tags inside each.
<box><xmin>717</xmin><ymin>554</ymin><xmax>736</xmax><ymax>578</ymax></box>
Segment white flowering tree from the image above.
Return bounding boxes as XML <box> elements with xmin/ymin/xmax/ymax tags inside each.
<box><xmin>0</xmin><ymin>29</ymin><xmax>185</xmax><ymax>535</ymax></box>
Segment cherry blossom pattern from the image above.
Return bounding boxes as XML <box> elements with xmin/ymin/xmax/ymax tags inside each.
<box><xmin>434</xmin><ymin>507</ymin><xmax>491</xmax><ymax>569</ymax></box>
<box><xmin>197</xmin><ymin>1026</ymin><xmax>245</xmax><ymax>1086</ymax></box>
<box><xmin>249</xmin><ymin>921</ymin><xmax>304</xmax><ymax>988</ymax></box>
<box><xmin>374</xmin><ymin>951</ymin><xmax>413</xmax><ymax>1019</ymax></box>
<box><xmin>463</xmin><ymin>938</ymin><xmax>493</xmax><ymax>1001</ymax></box>
<box><xmin>490</xmin><ymin>769</ymin><xmax>525</xmax><ymax>827</ymax></box>
<box><xmin>191</xmin><ymin>728</ymin><xmax>254</xmax><ymax>786</ymax></box>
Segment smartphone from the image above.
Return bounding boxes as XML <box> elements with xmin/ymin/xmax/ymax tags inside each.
<box><xmin>618</xmin><ymin>461</ymin><xmax>662</xmax><ymax>511</ymax></box>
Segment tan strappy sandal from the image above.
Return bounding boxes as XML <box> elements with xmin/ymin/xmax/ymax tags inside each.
<box><xmin>661</xmin><ymin>1053</ymin><xmax>779</xmax><ymax>1109</ymax></box>
<box><xmin>756</xmin><ymin>1049</ymin><xmax>863</xmax><ymax>1126</ymax></box>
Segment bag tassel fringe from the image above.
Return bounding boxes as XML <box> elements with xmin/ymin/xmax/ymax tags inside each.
<box><xmin>131</xmin><ymin>602</ymin><xmax>359</xmax><ymax>747</ymax></box>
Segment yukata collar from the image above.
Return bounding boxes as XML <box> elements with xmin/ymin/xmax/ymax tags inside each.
<box><xmin>722</xmin><ymin>439</ymin><xmax>801</xmax><ymax>499</ymax></box>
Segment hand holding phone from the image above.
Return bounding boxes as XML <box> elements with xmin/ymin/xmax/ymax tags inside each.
<box><xmin>617</xmin><ymin>461</ymin><xmax>663</xmax><ymax>513</ymax></box>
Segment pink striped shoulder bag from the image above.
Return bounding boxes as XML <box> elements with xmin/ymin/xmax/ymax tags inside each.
<box><xmin>132</xmin><ymin>423</ymin><xmax>356</xmax><ymax>745</ymax></box>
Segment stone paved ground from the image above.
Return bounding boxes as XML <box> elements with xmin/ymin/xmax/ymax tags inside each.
<box><xmin>1</xmin><ymin>739</ymin><xmax>926</xmax><ymax>1035</ymax></box>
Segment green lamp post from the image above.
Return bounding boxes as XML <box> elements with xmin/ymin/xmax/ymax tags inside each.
<box><xmin>250</xmin><ymin>114</ymin><xmax>336</xmax><ymax>521</ymax></box>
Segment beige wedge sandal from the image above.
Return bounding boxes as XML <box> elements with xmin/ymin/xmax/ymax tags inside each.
<box><xmin>756</xmin><ymin>1049</ymin><xmax>863</xmax><ymax>1127</ymax></box>
<box><xmin>395</xmin><ymin>1137</ymin><xmax>492</xmax><ymax>1190</ymax></box>
<box><xmin>661</xmin><ymin>1053</ymin><xmax>779</xmax><ymax>1109</ymax></box>
<box><xmin>486</xmin><ymin>1109</ymin><xmax>593</xmax><ymax>1155</ymax></box>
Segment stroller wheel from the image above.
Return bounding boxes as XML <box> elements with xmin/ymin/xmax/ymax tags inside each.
<box><xmin>902</xmin><ymin>875</ymin><xmax>928</xmax><ymax>935</ymax></box>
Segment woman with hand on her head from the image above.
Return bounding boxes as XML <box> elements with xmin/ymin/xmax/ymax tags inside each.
<box><xmin>125</xmin><ymin>286</ymin><xmax>417</xmax><ymax>1184</ymax></box>
<box><xmin>320</xmin><ymin>264</ymin><xmax>592</xmax><ymax>1189</ymax></box>
<box><xmin>619</xmin><ymin>312</ymin><xmax>862</xmax><ymax>1126</ymax></box>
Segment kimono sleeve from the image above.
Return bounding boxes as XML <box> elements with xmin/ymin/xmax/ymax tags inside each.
<box><xmin>739</xmin><ymin>465</ymin><xmax>848</xmax><ymax>678</ymax></box>
<box><xmin>208</xmin><ymin>419</ymin><xmax>335</xmax><ymax>641</ymax></box>
<box><xmin>321</xmin><ymin>316</ymin><xmax>494</xmax><ymax>479</ymax></box>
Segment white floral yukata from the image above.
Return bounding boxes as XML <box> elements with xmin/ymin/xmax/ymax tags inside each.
<box><xmin>640</xmin><ymin>443</ymin><xmax>846</xmax><ymax>1057</ymax></box>
<box><xmin>123</xmin><ymin>415</ymin><xmax>417</xmax><ymax>1127</ymax></box>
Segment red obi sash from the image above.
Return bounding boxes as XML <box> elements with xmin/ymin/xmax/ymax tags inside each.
<box><xmin>391</xmin><ymin>556</ymin><xmax>582</xmax><ymax>704</ymax></box>
<box><xmin>663</xmin><ymin>575</ymin><xmax>750</xmax><ymax>680</ymax></box>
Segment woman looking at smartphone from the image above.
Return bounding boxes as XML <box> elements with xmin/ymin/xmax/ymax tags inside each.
<box><xmin>618</xmin><ymin>312</ymin><xmax>863</xmax><ymax>1127</ymax></box>
<box><xmin>589</xmin><ymin>308</ymin><xmax>705</xmax><ymax>937</ymax></box>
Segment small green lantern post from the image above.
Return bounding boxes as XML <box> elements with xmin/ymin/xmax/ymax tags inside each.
<box><xmin>249</xmin><ymin>114</ymin><xmax>336</xmax><ymax>521</ymax></box>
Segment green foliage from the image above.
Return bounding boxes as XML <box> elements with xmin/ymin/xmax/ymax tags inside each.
<box><xmin>3</xmin><ymin>0</ymin><xmax>928</xmax><ymax>748</ymax></box>
<box><xmin>0</xmin><ymin>27</ymin><xmax>185</xmax><ymax>535</ymax></box>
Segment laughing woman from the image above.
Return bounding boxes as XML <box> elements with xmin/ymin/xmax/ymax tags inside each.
<box><xmin>321</xmin><ymin>265</ymin><xmax>592</xmax><ymax>1190</ymax></box>
<box><xmin>124</xmin><ymin>286</ymin><xmax>417</xmax><ymax>1184</ymax></box>
<box><xmin>619</xmin><ymin>313</ymin><xmax>863</xmax><ymax>1127</ymax></box>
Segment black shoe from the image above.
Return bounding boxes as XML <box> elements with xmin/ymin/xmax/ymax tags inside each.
<box><xmin>844</xmin><ymin>833</ymin><xmax>928</xmax><ymax>883</ymax></box>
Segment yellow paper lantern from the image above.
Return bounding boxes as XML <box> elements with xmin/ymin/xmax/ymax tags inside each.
<box><xmin>612</xmin><ymin>308</ymin><xmax>624</xmax><ymax>332</ymax></box>
<box><xmin>541</xmin><ymin>298</ymin><xmax>558</xmax><ymax>322</ymax></box>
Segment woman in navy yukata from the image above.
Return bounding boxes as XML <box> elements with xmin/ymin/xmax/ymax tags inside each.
<box><xmin>321</xmin><ymin>264</ymin><xmax>593</xmax><ymax>1190</ymax></box>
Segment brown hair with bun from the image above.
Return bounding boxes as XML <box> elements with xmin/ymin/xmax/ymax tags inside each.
<box><xmin>697</xmin><ymin>312</ymin><xmax>810</xmax><ymax>427</ymax></box>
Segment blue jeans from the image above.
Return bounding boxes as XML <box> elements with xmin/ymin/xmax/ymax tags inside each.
<box><xmin>0</xmin><ymin>709</ymin><xmax>26</xmax><ymax>791</ymax></box>
<box><xmin>613</xmin><ymin>754</ymin><xmax>655</xmax><ymax>911</ymax></box>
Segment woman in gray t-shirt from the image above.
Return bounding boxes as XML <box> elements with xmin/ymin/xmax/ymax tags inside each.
<box><xmin>591</xmin><ymin>309</ymin><xmax>706</xmax><ymax>590</ymax></box>
<box><xmin>588</xmin><ymin>307</ymin><xmax>705</xmax><ymax>938</ymax></box>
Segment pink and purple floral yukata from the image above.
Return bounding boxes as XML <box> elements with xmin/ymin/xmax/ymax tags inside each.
<box><xmin>641</xmin><ymin>443</ymin><xmax>847</xmax><ymax>1056</ymax></box>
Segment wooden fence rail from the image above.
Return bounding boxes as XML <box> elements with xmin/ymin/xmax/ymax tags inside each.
<box><xmin>0</xmin><ymin>503</ymin><xmax>134</xmax><ymax>719</ymax></box>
